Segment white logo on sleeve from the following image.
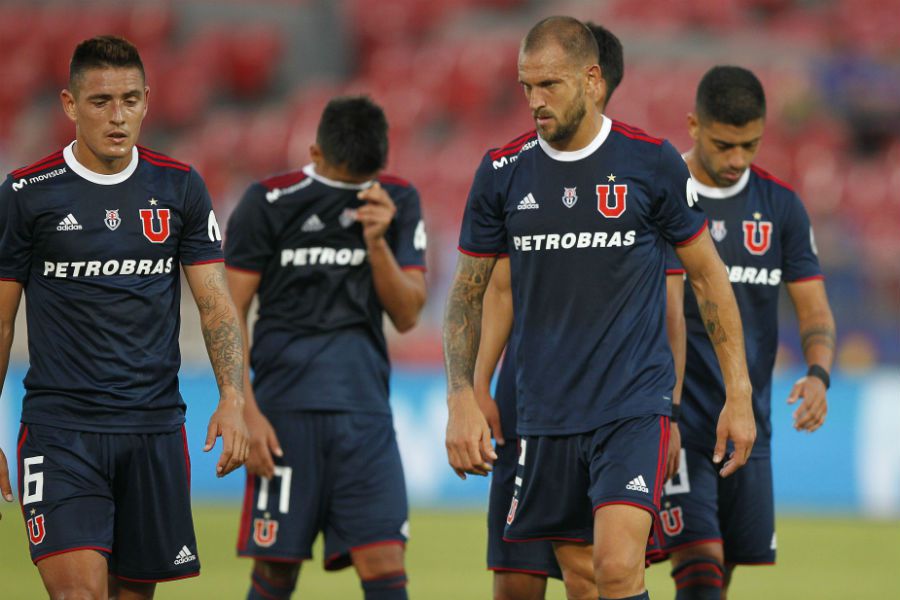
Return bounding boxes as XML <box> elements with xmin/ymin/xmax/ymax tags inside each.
<box><xmin>626</xmin><ymin>475</ymin><xmax>650</xmax><ymax>494</ymax></box>
<box><xmin>57</xmin><ymin>214</ymin><xmax>83</xmax><ymax>232</ymax></box>
<box><xmin>517</xmin><ymin>193</ymin><xmax>539</xmax><ymax>210</ymax></box>
<box><xmin>301</xmin><ymin>214</ymin><xmax>325</xmax><ymax>232</ymax></box>
<box><xmin>413</xmin><ymin>219</ymin><xmax>427</xmax><ymax>251</ymax></box>
<box><xmin>173</xmin><ymin>545</ymin><xmax>197</xmax><ymax>565</ymax></box>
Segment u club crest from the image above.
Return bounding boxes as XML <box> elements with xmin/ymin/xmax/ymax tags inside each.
<box><xmin>104</xmin><ymin>209</ymin><xmax>121</xmax><ymax>231</ymax></box>
<box><xmin>562</xmin><ymin>187</ymin><xmax>578</xmax><ymax>208</ymax></box>
<box><xmin>710</xmin><ymin>220</ymin><xmax>727</xmax><ymax>242</ymax></box>
<box><xmin>743</xmin><ymin>217</ymin><xmax>773</xmax><ymax>255</ymax></box>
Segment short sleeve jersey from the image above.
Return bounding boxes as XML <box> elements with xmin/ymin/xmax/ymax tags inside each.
<box><xmin>225</xmin><ymin>164</ymin><xmax>426</xmax><ymax>414</ymax></box>
<box><xmin>0</xmin><ymin>142</ymin><xmax>224</xmax><ymax>433</ymax></box>
<box><xmin>666</xmin><ymin>165</ymin><xmax>822</xmax><ymax>456</ymax></box>
<box><xmin>459</xmin><ymin>118</ymin><xmax>707</xmax><ymax>436</ymax></box>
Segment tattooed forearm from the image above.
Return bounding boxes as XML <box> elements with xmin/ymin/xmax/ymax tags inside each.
<box><xmin>700</xmin><ymin>300</ymin><xmax>727</xmax><ymax>345</ymax></box>
<box><xmin>800</xmin><ymin>324</ymin><xmax>836</xmax><ymax>354</ymax></box>
<box><xmin>196</xmin><ymin>270</ymin><xmax>244</xmax><ymax>392</ymax></box>
<box><xmin>443</xmin><ymin>255</ymin><xmax>496</xmax><ymax>394</ymax></box>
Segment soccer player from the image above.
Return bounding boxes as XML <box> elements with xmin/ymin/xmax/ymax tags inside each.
<box><xmin>474</xmin><ymin>22</ymin><xmax>687</xmax><ymax>600</ymax></box>
<box><xmin>226</xmin><ymin>96</ymin><xmax>427</xmax><ymax>600</ymax></box>
<box><xmin>0</xmin><ymin>36</ymin><xmax>249</xmax><ymax>600</ymax></box>
<box><xmin>650</xmin><ymin>66</ymin><xmax>836</xmax><ymax>600</ymax></box>
<box><xmin>444</xmin><ymin>16</ymin><xmax>756</xmax><ymax>600</ymax></box>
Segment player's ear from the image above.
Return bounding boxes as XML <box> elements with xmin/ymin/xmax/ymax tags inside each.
<box><xmin>687</xmin><ymin>112</ymin><xmax>700</xmax><ymax>141</ymax></box>
<box><xmin>60</xmin><ymin>88</ymin><xmax>77</xmax><ymax>123</ymax></box>
<box><xmin>309</xmin><ymin>144</ymin><xmax>323</xmax><ymax>168</ymax></box>
<box><xmin>142</xmin><ymin>86</ymin><xmax>150</xmax><ymax>118</ymax></box>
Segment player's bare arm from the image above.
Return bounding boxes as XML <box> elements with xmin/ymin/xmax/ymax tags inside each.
<box><xmin>443</xmin><ymin>253</ymin><xmax>499</xmax><ymax>479</ymax></box>
<box><xmin>675</xmin><ymin>229</ymin><xmax>755</xmax><ymax>477</ymax></box>
<box><xmin>357</xmin><ymin>182</ymin><xmax>427</xmax><ymax>332</ymax></box>
<box><xmin>665</xmin><ymin>273</ymin><xmax>686</xmax><ymax>480</ymax></box>
<box><xmin>184</xmin><ymin>262</ymin><xmax>250</xmax><ymax>477</ymax></box>
<box><xmin>786</xmin><ymin>279</ymin><xmax>835</xmax><ymax>433</ymax></box>
<box><xmin>474</xmin><ymin>258</ymin><xmax>513</xmax><ymax>447</ymax></box>
<box><xmin>225</xmin><ymin>268</ymin><xmax>284</xmax><ymax>479</ymax></box>
<box><xmin>0</xmin><ymin>281</ymin><xmax>23</xmax><ymax>511</ymax></box>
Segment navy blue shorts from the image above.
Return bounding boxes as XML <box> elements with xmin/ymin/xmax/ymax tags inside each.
<box><xmin>647</xmin><ymin>447</ymin><xmax>776</xmax><ymax>565</ymax></box>
<box><xmin>488</xmin><ymin>439</ymin><xmax>562</xmax><ymax>579</ymax></box>
<box><xmin>505</xmin><ymin>415</ymin><xmax>669</xmax><ymax>543</ymax></box>
<box><xmin>237</xmin><ymin>412</ymin><xmax>408</xmax><ymax>570</ymax></box>
<box><xmin>16</xmin><ymin>423</ymin><xmax>199</xmax><ymax>582</ymax></box>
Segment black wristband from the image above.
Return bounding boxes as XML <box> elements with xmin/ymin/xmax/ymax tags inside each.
<box><xmin>807</xmin><ymin>364</ymin><xmax>831</xmax><ymax>390</ymax></box>
<box><xmin>670</xmin><ymin>403</ymin><xmax>681</xmax><ymax>423</ymax></box>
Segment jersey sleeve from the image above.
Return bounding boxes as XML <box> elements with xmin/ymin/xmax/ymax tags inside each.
<box><xmin>0</xmin><ymin>176</ymin><xmax>33</xmax><ymax>282</ymax></box>
<box><xmin>781</xmin><ymin>193</ymin><xmax>823</xmax><ymax>282</ymax></box>
<box><xmin>652</xmin><ymin>141</ymin><xmax>708</xmax><ymax>246</ymax></box>
<box><xmin>224</xmin><ymin>182</ymin><xmax>276</xmax><ymax>273</ymax></box>
<box><xmin>179</xmin><ymin>168</ymin><xmax>224</xmax><ymax>265</ymax></box>
<box><xmin>389</xmin><ymin>185</ymin><xmax>427</xmax><ymax>270</ymax></box>
<box><xmin>458</xmin><ymin>153</ymin><xmax>507</xmax><ymax>256</ymax></box>
<box><xmin>664</xmin><ymin>244</ymin><xmax>684</xmax><ymax>275</ymax></box>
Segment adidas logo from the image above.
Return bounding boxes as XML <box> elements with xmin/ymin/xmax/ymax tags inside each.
<box><xmin>56</xmin><ymin>214</ymin><xmax>83</xmax><ymax>232</ymax></box>
<box><xmin>301</xmin><ymin>214</ymin><xmax>325</xmax><ymax>232</ymax></box>
<box><xmin>173</xmin><ymin>545</ymin><xmax>197</xmax><ymax>565</ymax></box>
<box><xmin>626</xmin><ymin>475</ymin><xmax>650</xmax><ymax>494</ymax></box>
<box><xmin>517</xmin><ymin>193</ymin><xmax>539</xmax><ymax>210</ymax></box>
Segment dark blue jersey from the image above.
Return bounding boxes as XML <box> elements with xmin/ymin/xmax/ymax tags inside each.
<box><xmin>224</xmin><ymin>164</ymin><xmax>426</xmax><ymax>414</ymax></box>
<box><xmin>459</xmin><ymin>119</ymin><xmax>707</xmax><ymax>436</ymax></box>
<box><xmin>666</xmin><ymin>165</ymin><xmax>822</xmax><ymax>457</ymax></box>
<box><xmin>0</xmin><ymin>143</ymin><xmax>224</xmax><ymax>433</ymax></box>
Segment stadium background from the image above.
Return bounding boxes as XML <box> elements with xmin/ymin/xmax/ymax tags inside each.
<box><xmin>0</xmin><ymin>0</ymin><xmax>897</xmax><ymax>597</ymax></box>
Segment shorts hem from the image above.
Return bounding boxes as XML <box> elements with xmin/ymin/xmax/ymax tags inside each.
<box><xmin>502</xmin><ymin>535</ymin><xmax>588</xmax><ymax>544</ymax></box>
<box><xmin>593</xmin><ymin>499</ymin><xmax>659</xmax><ymax>522</ymax></box>
<box><xmin>726</xmin><ymin>558</ymin><xmax>776</xmax><ymax>566</ymax></box>
<box><xmin>33</xmin><ymin>545</ymin><xmax>111</xmax><ymax>564</ymax></box>
<box><xmin>237</xmin><ymin>552</ymin><xmax>308</xmax><ymax>563</ymax></box>
<box><xmin>112</xmin><ymin>571</ymin><xmax>200</xmax><ymax>584</ymax></box>
<box><xmin>489</xmin><ymin>566</ymin><xmax>549</xmax><ymax>576</ymax></box>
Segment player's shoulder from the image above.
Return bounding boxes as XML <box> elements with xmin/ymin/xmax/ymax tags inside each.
<box><xmin>608</xmin><ymin>119</ymin><xmax>665</xmax><ymax>147</ymax></box>
<box><xmin>256</xmin><ymin>168</ymin><xmax>310</xmax><ymax>203</ymax></box>
<box><xmin>749</xmin><ymin>164</ymin><xmax>795</xmax><ymax>194</ymax></box>
<box><xmin>483</xmin><ymin>129</ymin><xmax>540</xmax><ymax>172</ymax></box>
<box><xmin>136</xmin><ymin>145</ymin><xmax>192</xmax><ymax>174</ymax></box>
<box><xmin>5</xmin><ymin>148</ymin><xmax>69</xmax><ymax>195</ymax></box>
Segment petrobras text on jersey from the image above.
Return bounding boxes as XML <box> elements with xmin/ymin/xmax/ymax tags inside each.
<box><xmin>726</xmin><ymin>265</ymin><xmax>782</xmax><ymax>286</ymax></box>
<box><xmin>513</xmin><ymin>230</ymin><xmax>636</xmax><ymax>252</ymax></box>
<box><xmin>280</xmin><ymin>246</ymin><xmax>367</xmax><ymax>267</ymax></box>
<box><xmin>42</xmin><ymin>257</ymin><xmax>175</xmax><ymax>278</ymax></box>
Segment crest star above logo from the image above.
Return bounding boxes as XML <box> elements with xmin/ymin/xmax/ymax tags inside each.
<box><xmin>149</xmin><ymin>198</ymin><xmax>158</xmax><ymax>206</ymax></box>
<box><xmin>607</xmin><ymin>174</ymin><xmax>616</xmax><ymax>182</ymax></box>
<box><xmin>753</xmin><ymin>211</ymin><xmax>762</xmax><ymax>220</ymax></box>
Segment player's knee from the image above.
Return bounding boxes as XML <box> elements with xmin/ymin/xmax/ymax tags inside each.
<box><xmin>248</xmin><ymin>560</ymin><xmax>300</xmax><ymax>600</ymax></box>
<box><xmin>493</xmin><ymin>572</ymin><xmax>547</xmax><ymax>600</ymax></box>
<box><xmin>50</xmin><ymin>587</ymin><xmax>104</xmax><ymax>600</ymax></box>
<box><xmin>351</xmin><ymin>543</ymin><xmax>405</xmax><ymax>580</ymax></box>
<box><xmin>671</xmin><ymin>557</ymin><xmax>725</xmax><ymax>600</ymax></box>
<box><xmin>559</xmin><ymin>568</ymin><xmax>597</xmax><ymax>600</ymax></box>
<box><xmin>593</xmin><ymin>551</ymin><xmax>643</xmax><ymax>590</ymax></box>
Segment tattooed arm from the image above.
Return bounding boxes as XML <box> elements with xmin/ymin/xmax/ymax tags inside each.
<box><xmin>675</xmin><ymin>229</ymin><xmax>755</xmax><ymax>477</ymax></box>
<box><xmin>785</xmin><ymin>279</ymin><xmax>835</xmax><ymax>432</ymax></box>
<box><xmin>184</xmin><ymin>262</ymin><xmax>249</xmax><ymax>477</ymax></box>
<box><xmin>443</xmin><ymin>253</ymin><xmax>499</xmax><ymax>479</ymax></box>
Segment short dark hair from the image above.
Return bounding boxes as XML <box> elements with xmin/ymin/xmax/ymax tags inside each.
<box><xmin>521</xmin><ymin>16</ymin><xmax>599</xmax><ymax>69</ymax></box>
<box><xmin>69</xmin><ymin>36</ymin><xmax>145</xmax><ymax>90</ymax></box>
<box><xmin>316</xmin><ymin>96</ymin><xmax>388</xmax><ymax>177</ymax></box>
<box><xmin>695</xmin><ymin>65</ymin><xmax>766</xmax><ymax>126</ymax></box>
<box><xmin>585</xmin><ymin>22</ymin><xmax>624</xmax><ymax>106</ymax></box>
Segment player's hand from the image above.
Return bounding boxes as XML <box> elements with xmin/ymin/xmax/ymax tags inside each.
<box><xmin>356</xmin><ymin>183</ymin><xmax>396</xmax><ymax>244</ymax></box>
<box><xmin>787</xmin><ymin>375</ymin><xmax>828</xmax><ymax>433</ymax></box>
<box><xmin>446</xmin><ymin>390</ymin><xmax>498</xmax><ymax>480</ymax></box>
<box><xmin>666</xmin><ymin>421</ymin><xmax>682</xmax><ymax>482</ymax></box>
<box><xmin>473</xmin><ymin>386</ymin><xmax>505</xmax><ymax>447</ymax></box>
<box><xmin>714</xmin><ymin>389</ymin><xmax>756</xmax><ymax>478</ymax></box>
<box><xmin>0</xmin><ymin>446</ymin><xmax>13</xmax><ymax>520</ymax></box>
<box><xmin>244</xmin><ymin>407</ymin><xmax>283</xmax><ymax>479</ymax></box>
<box><xmin>204</xmin><ymin>392</ymin><xmax>250</xmax><ymax>477</ymax></box>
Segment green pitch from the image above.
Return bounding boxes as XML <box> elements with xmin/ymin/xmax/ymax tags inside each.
<box><xmin>0</xmin><ymin>505</ymin><xmax>897</xmax><ymax>598</ymax></box>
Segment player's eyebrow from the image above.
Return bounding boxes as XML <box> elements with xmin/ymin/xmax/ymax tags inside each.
<box><xmin>85</xmin><ymin>89</ymin><xmax>143</xmax><ymax>101</ymax></box>
<box><xmin>711</xmin><ymin>136</ymin><xmax>761</xmax><ymax>148</ymax></box>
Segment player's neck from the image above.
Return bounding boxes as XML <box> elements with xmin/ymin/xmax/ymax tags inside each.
<box><xmin>72</xmin><ymin>140</ymin><xmax>135</xmax><ymax>175</ymax></box>
<box><xmin>546</xmin><ymin>110</ymin><xmax>604</xmax><ymax>153</ymax></box>
<box><xmin>684</xmin><ymin>149</ymin><xmax>716</xmax><ymax>188</ymax></box>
